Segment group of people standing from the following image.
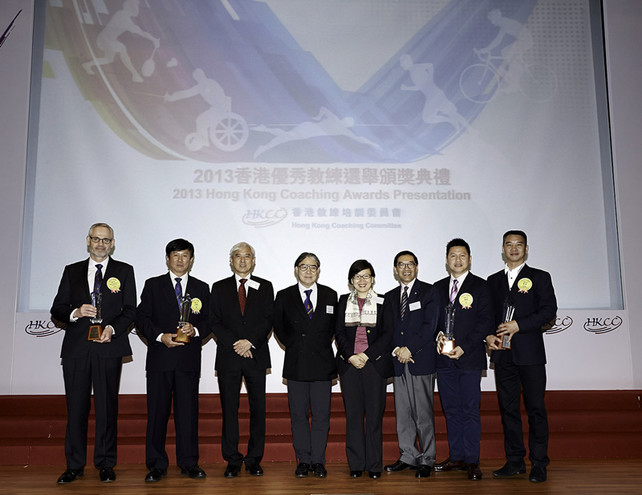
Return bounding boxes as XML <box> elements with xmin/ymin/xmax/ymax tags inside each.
<box><xmin>51</xmin><ymin>223</ymin><xmax>557</xmax><ymax>486</ymax></box>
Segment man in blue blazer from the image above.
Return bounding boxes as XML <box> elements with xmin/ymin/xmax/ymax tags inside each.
<box><xmin>486</xmin><ymin>230</ymin><xmax>557</xmax><ymax>483</ymax></box>
<box><xmin>136</xmin><ymin>238</ymin><xmax>210</xmax><ymax>482</ymax></box>
<box><xmin>51</xmin><ymin>223</ymin><xmax>136</xmax><ymax>484</ymax></box>
<box><xmin>433</xmin><ymin>239</ymin><xmax>493</xmax><ymax>481</ymax></box>
<box><xmin>210</xmin><ymin>242</ymin><xmax>274</xmax><ymax>478</ymax></box>
<box><xmin>383</xmin><ymin>250</ymin><xmax>440</xmax><ymax>478</ymax></box>
<box><xmin>274</xmin><ymin>252</ymin><xmax>338</xmax><ymax>479</ymax></box>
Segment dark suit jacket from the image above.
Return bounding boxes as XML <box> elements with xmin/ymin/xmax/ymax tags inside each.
<box><xmin>51</xmin><ymin>257</ymin><xmax>135</xmax><ymax>359</ymax></box>
<box><xmin>487</xmin><ymin>264</ymin><xmax>557</xmax><ymax>366</ymax></box>
<box><xmin>273</xmin><ymin>283</ymin><xmax>338</xmax><ymax>381</ymax></box>
<box><xmin>335</xmin><ymin>293</ymin><xmax>393</xmax><ymax>379</ymax></box>
<box><xmin>136</xmin><ymin>273</ymin><xmax>210</xmax><ymax>372</ymax></box>
<box><xmin>210</xmin><ymin>274</ymin><xmax>274</xmax><ymax>371</ymax></box>
<box><xmin>434</xmin><ymin>273</ymin><xmax>492</xmax><ymax>371</ymax></box>
<box><xmin>383</xmin><ymin>279</ymin><xmax>439</xmax><ymax>376</ymax></box>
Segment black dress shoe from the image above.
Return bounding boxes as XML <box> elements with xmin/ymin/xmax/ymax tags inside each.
<box><xmin>384</xmin><ymin>460</ymin><xmax>415</xmax><ymax>472</ymax></box>
<box><xmin>57</xmin><ymin>468</ymin><xmax>84</xmax><ymax>484</ymax></box>
<box><xmin>144</xmin><ymin>468</ymin><xmax>166</xmax><ymax>483</ymax></box>
<box><xmin>350</xmin><ymin>470</ymin><xmax>363</xmax><ymax>478</ymax></box>
<box><xmin>224</xmin><ymin>464</ymin><xmax>241</xmax><ymax>478</ymax></box>
<box><xmin>181</xmin><ymin>465</ymin><xmax>206</xmax><ymax>479</ymax></box>
<box><xmin>245</xmin><ymin>463</ymin><xmax>263</xmax><ymax>476</ymax></box>
<box><xmin>529</xmin><ymin>465</ymin><xmax>547</xmax><ymax>483</ymax></box>
<box><xmin>434</xmin><ymin>458</ymin><xmax>466</xmax><ymax>472</ymax></box>
<box><xmin>467</xmin><ymin>463</ymin><xmax>482</xmax><ymax>481</ymax></box>
<box><xmin>415</xmin><ymin>464</ymin><xmax>432</xmax><ymax>478</ymax></box>
<box><xmin>295</xmin><ymin>462</ymin><xmax>310</xmax><ymax>477</ymax></box>
<box><xmin>369</xmin><ymin>471</ymin><xmax>381</xmax><ymax>479</ymax></box>
<box><xmin>492</xmin><ymin>461</ymin><xmax>526</xmax><ymax>478</ymax></box>
<box><xmin>312</xmin><ymin>463</ymin><xmax>327</xmax><ymax>478</ymax></box>
<box><xmin>99</xmin><ymin>467</ymin><xmax>116</xmax><ymax>482</ymax></box>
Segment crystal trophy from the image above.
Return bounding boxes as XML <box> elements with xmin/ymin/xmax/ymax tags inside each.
<box><xmin>441</xmin><ymin>303</ymin><xmax>456</xmax><ymax>354</ymax></box>
<box><xmin>501</xmin><ymin>301</ymin><xmax>515</xmax><ymax>349</ymax></box>
<box><xmin>87</xmin><ymin>290</ymin><xmax>103</xmax><ymax>340</ymax></box>
<box><xmin>173</xmin><ymin>294</ymin><xmax>192</xmax><ymax>344</ymax></box>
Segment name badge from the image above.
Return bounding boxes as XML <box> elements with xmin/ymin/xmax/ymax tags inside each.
<box><xmin>247</xmin><ymin>279</ymin><xmax>260</xmax><ymax>290</ymax></box>
<box><xmin>409</xmin><ymin>301</ymin><xmax>421</xmax><ymax>311</ymax></box>
<box><xmin>326</xmin><ymin>305</ymin><xmax>334</xmax><ymax>314</ymax></box>
<box><xmin>374</xmin><ymin>296</ymin><xmax>384</xmax><ymax>305</ymax></box>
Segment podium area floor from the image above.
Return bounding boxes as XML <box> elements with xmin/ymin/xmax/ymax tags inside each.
<box><xmin>0</xmin><ymin>459</ymin><xmax>640</xmax><ymax>495</ymax></box>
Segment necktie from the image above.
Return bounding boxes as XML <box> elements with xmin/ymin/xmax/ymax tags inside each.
<box><xmin>174</xmin><ymin>277</ymin><xmax>182</xmax><ymax>308</ymax></box>
<box><xmin>450</xmin><ymin>279</ymin><xmax>459</xmax><ymax>303</ymax></box>
<box><xmin>400</xmin><ymin>285</ymin><xmax>408</xmax><ymax>321</ymax></box>
<box><xmin>93</xmin><ymin>264</ymin><xmax>103</xmax><ymax>294</ymax></box>
<box><xmin>239</xmin><ymin>278</ymin><xmax>247</xmax><ymax>315</ymax></box>
<box><xmin>304</xmin><ymin>289</ymin><xmax>313</xmax><ymax>319</ymax></box>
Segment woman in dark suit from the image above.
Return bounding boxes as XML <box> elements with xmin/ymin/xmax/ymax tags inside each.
<box><xmin>335</xmin><ymin>259</ymin><xmax>393</xmax><ymax>479</ymax></box>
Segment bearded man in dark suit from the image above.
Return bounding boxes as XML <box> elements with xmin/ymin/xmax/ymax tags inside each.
<box><xmin>51</xmin><ymin>223</ymin><xmax>136</xmax><ymax>484</ymax></box>
<box><xmin>210</xmin><ymin>242</ymin><xmax>274</xmax><ymax>478</ymax></box>
<box><xmin>136</xmin><ymin>238</ymin><xmax>210</xmax><ymax>483</ymax></box>
<box><xmin>486</xmin><ymin>230</ymin><xmax>557</xmax><ymax>483</ymax></box>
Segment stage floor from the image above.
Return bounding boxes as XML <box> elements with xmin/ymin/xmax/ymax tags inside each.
<box><xmin>0</xmin><ymin>459</ymin><xmax>640</xmax><ymax>495</ymax></box>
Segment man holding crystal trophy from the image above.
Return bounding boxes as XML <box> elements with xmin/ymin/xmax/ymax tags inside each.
<box><xmin>433</xmin><ymin>238</ymin><xmax>492</xmax><ymax>481</ymax></box>
<box><xmin>486</xmin><ymin>230</ymin><xmax>557</xmax><ymax>483</ymax></box>
<box><xmin>51</xmin><ymin>223</ymin><xmax>136</xmax><ymax>484</ymax></box>
<box><xmin>135</xmin><ymin>238</ymin><xmax>210</xmax><ymax>483</ymax></box>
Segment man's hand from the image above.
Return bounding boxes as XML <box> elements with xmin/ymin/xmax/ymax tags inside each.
<box><xmin>496</xmin><ymin>320</ymin><xmax>519</xmax><ymax>343</ymax></box>
<box><xmin>485</xmin><ymin>334</ymin><xmax>502</xmax><ymax>351</ymax></box>
<box><xmin>94</xmin><ymin>325</ymin><xmax>113</xmax><ymax>344</ymax></box>
<box><xmin>74</xmin><ymin>304</ymin><xmax>97</xmax><ymax>319</ymax></box>
<box><xmin>177</xmin><ymin>322</ymin><xmax>195</xmax><ymax>338</ymax></box>
<box><xmin>161</xmin><ymin>333</ymin><xmax>184</xmax><ymax>348</ymax></box>
<box><xmin>394</xmin><ymin>346</ymin><xmax>415</xmax><ymax>365</ymax></box>
<box><xmin>348</xmin><ymin>353</ymin><xmax>369</xmax><ymax>369</ymax></box>
<box><xmin>443</xmin><ymin>345</ymin><xmax>464</xmax><ymax>360</ymax></box>
<box><xmin>234</xmin><ymin>339</ymin><xmax>253</xmax><ymax>358</ymax></box>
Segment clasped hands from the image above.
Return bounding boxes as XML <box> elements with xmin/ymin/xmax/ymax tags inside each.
<box><xmin>394</xmin><ymin>346</ymin><xmax>415</xmax><ymax>364</ymax></box>
<box><xmin>233</xmin><ymin>339</ymin><xmax>253</xmax><ymax>359</ymax></box>
<box><xmin>348</xmin><ymin>352</ymin><xmax>369</xmax><ymax>369</ymax></box>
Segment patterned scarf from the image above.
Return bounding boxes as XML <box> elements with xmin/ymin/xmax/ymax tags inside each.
<box><xmin>344</xmin><ymin>288</ymin><xmax>378</xmax><ymax>327</ymax></box>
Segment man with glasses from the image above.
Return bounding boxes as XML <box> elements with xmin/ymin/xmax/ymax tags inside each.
<box><xmin>51</xmin><ymin>223</ymin><xmax>136</xmax><ymax>484</ymax></box>
<box><xmin>210</xmin><ymin>242</ymin><xmax>274</xmax><ymax>478</ymax></box>
<box><xmin>273</xmin><ymin>253</ymin><xmax>338</xmax><ymax>478</ymax></box>
<box><xmin>383</xmin><ymin>251</ymin><xmax>439</xmax><ymax>478</ymax></box>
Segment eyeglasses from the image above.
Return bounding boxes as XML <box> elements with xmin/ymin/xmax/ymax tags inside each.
<box><xmin>89</xmin><ymin>237</ymin><xmax>113</xmax><ymax>244</ymax></box>
<box><xmin>298</xmin><ymin>264</ymin><xmax>318</xmax><ymax>272</ymax></box>
<box><xmin>396</xmin><ymin>262</ymin><xmax>416</xmax><ymax>269</ymax></box>
<box><xmin>353</xmin><ymin>274</ymin><xmax>372</xmax><ymax>281</ymax></box>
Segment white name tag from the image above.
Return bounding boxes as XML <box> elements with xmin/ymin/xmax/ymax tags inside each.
<box><xmin>247</xmin><ymin>279</ymin><xmax>260</xmax><ymax>290</ymax></box>
<box><xmin>409</xmin><ymin>301</ymin><xmax>421</xmax><ymax>311</ymax></box>
<box><xmin>374</xmin><ymin>296</ymin><xmax>384</xmax><ymax>305</ymax></box>
<box><xmin>326</xmin><ymin>305</ymin><xmax>334</xmax><ymax>314</ymax></box>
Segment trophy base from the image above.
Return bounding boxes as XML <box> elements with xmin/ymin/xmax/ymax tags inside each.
<box><xmin>88</xmin><ymin>324</ymin><xmax>103</xmax><ymax>341</ymax></box>
<box><xmin>501</xmin><ymin>334</ymin><xmax>512</xmax><ymax>349</ymax></box>
<box><xmin>172</xmin><ymin>333</ymin><xmax>191</xmax><ymax>344</ymax></box>
<box><xmin>441</xmin><ymin>339</ymin><xmax>455</xmax><ymax>354</ymax></box>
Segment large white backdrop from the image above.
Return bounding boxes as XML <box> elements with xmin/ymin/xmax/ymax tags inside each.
<box><xmin>2</xmin><ymin>0</ymin><xmax>637</xmax><ymax>394</ymax></box>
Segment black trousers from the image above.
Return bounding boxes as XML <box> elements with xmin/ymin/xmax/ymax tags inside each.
<box><xmin>62</xmin><ymin>352</ymin><xmax>122</xmax><ymax>470</ymax></box>
<box><xmin>217</xmin><ymin>363</ymin><xmax>266</xmax><ymax>466</ymax></box>
<box><xmin>145</xmin><ymin>369</ymin><xmax>200</xmax><ymax>470</ymax></box>
<box><xmin>494</xmin><ymin>360</ymin><xmax>549</xmax><ymax>467</ymax></box>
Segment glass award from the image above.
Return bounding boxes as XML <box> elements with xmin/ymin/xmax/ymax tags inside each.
<box><xmin>441</xmin><ymin>303</ymin><xmax>456</xmax><ymax>354</ymax></box>
<box><xmin>88</xmin><ymin>290</ymin><xmax>103</xmax><ymax>340</ymax></box>
<box><xmin>173</xmin><ymin>293</ymin><xmax>192</xmax><ymax>344</ymax></box>
<box><xmin>501</xmin><ymin>301</ymin><xmax>515</xmax><ymax>349</ymax></box>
